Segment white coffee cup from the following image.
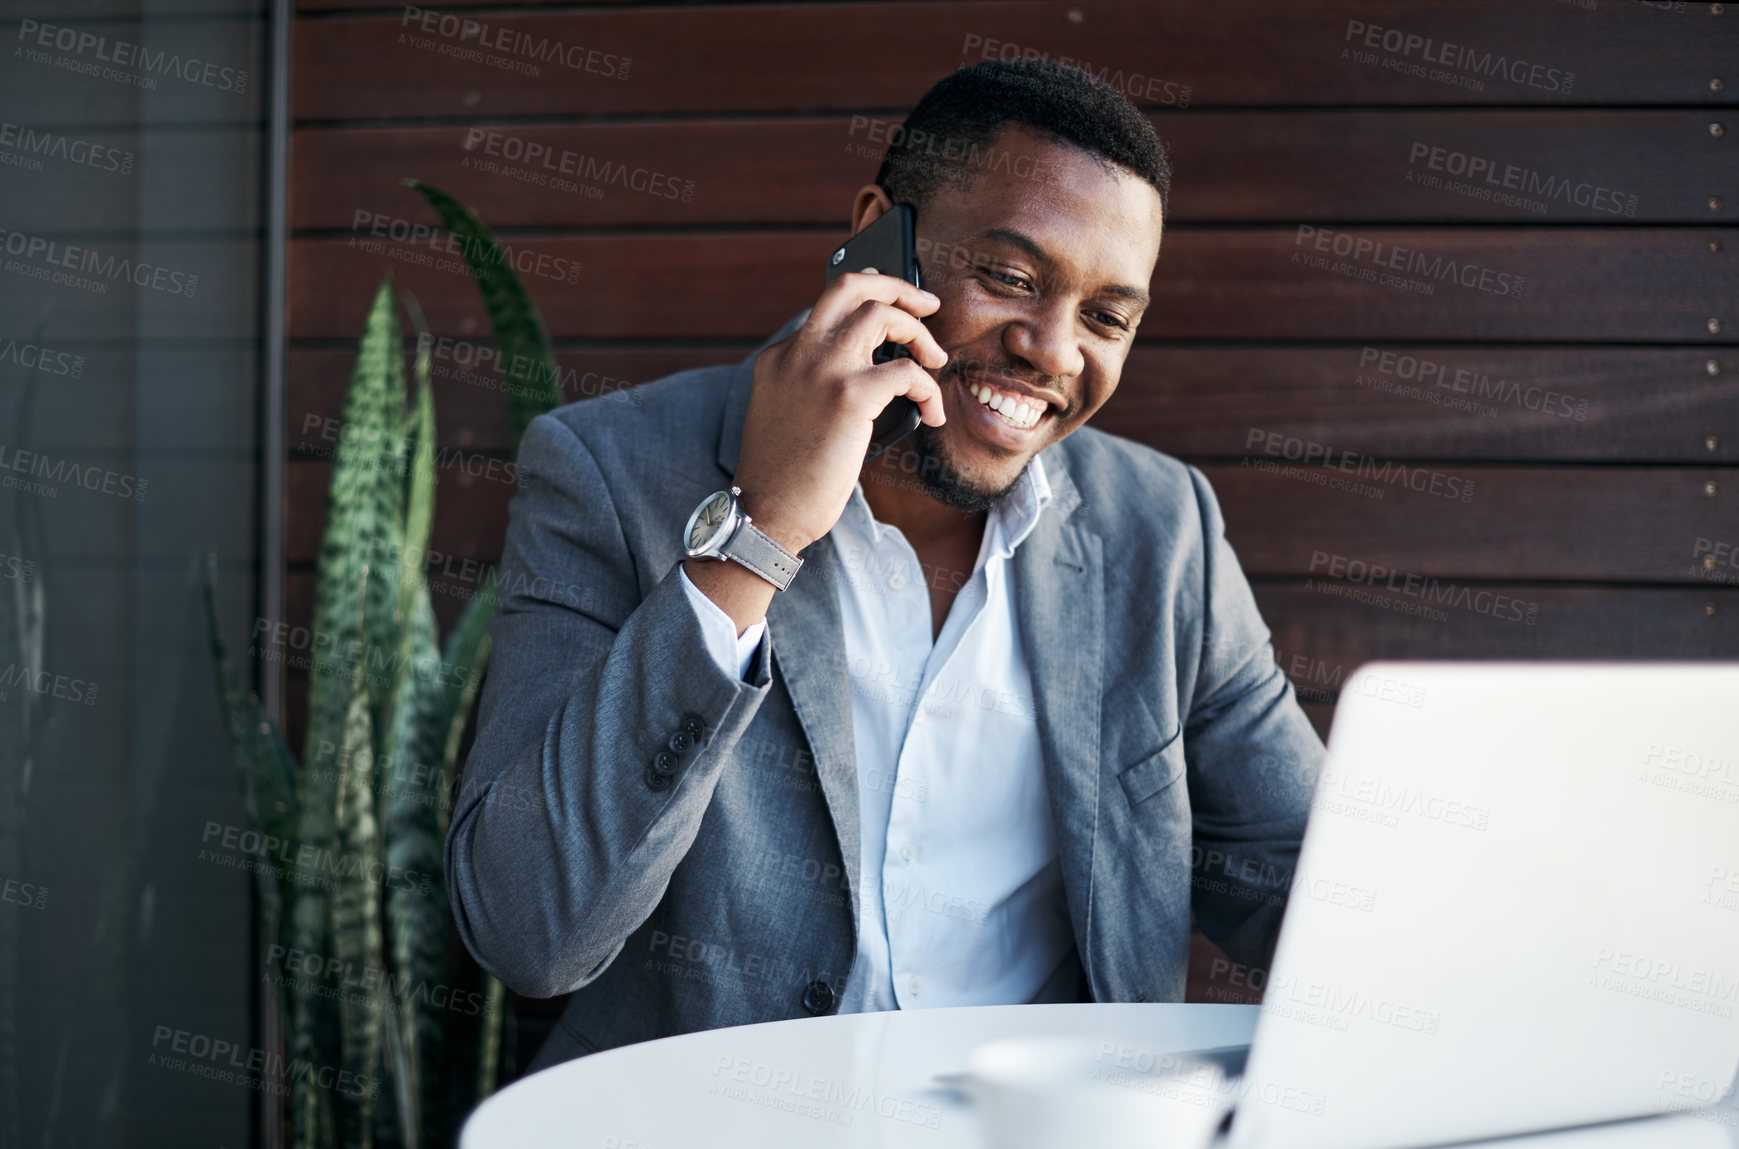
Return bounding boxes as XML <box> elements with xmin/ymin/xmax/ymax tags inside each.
<box><xmin>962</xmin><ymin>1035</ymin><xmax>1233</xmax><ymax>1149</ymax></box>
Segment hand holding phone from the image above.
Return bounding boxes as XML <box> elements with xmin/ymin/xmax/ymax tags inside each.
<box><xmin>729</xmin><ymin>206</ymin><xmax>948</xmax><ymax>561</ymax></box>
<box><xmin>823</xmin><ymin>203</ymin><xmax>928</xmax><ymax>462</ymax></box>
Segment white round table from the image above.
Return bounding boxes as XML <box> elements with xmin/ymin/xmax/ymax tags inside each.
<box><xmin>460</xmin><ymin>1002</ymin><xmax>1736</xmax><ymax>1149</ymax></box>
<box><xmin>462</xmin><ymin>1002</ymin><xmax>1256</xmax><ymax>1148</ymax></box>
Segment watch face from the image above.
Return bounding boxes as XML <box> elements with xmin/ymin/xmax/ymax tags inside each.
<box><xmin>686</xmin><ymin>490</ymin><xmax>734</xmax><ymax>553</ymax></box>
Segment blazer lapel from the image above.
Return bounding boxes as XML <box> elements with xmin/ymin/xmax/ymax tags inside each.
<box><xmin>762</xmin><ymin>549</ymin><xmax>863</xmax><ymax>923</ymax></box>
<box><xmin>714</xmin><ymin>313</ymin><xmax>865</xmax><ymax>922</ymax></box>
<box><xmin>1011</xmin><ymin>451</ymin><xmax>1106</xmax><ymax>996</ymax></box>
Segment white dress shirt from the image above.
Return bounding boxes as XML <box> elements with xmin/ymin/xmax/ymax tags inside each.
<box><xmin>677</xmin><ymin>457</ymin><xmax>1080</xmax><ymax>1012</ymax></box>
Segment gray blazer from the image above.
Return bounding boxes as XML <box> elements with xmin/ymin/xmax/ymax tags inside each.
<box><xmin>446</xmin><ymin>312</ymin><xmax>1325</xmax><ymax>1072</ymax></box>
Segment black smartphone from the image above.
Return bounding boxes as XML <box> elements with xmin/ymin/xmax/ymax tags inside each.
<box><xmin>823</xmin><ymin>203</ymin><xmax>926</xmax><ymax>463</ymax></box>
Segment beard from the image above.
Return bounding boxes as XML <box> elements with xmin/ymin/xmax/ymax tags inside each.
<box><xmin>905</xmin><ymin>418</ymin><xmax>1029</xmax><ymax>513</ymax></box>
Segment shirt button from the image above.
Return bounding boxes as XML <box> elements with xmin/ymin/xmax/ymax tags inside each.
<box><xmin>908</xmin><ymin>976</ymin><xmax>922</xmax><ymax>996</ymax></box>
<box><xmin>900</xmin><ymin>843</ymin><xmax>916</xmax><ymax>861</ymax></box>
<box><xmin>889</xmin><ymin>571</ymin><xmax>904</xmax><ymax>589</ymax></box>
<box><xmin>855</xmin><ymin>506</ymin><xmax>867</xmax><ymax>522</ymax></box>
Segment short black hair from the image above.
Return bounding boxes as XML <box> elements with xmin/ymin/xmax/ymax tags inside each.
<box><xmin>873</xmin><ymin>58</ymin><xmax>1172</xmax><ymax>218</ymax></box>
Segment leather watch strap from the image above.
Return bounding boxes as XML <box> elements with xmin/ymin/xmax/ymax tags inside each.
<box><xmin>723</xmin><ymin>519</ymin><xmax>803</xmax><ymax>591</ymax></box>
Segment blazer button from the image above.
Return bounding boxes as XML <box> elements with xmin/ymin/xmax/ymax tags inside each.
<box><xmin>651</xmin><ymin>750</ymin><xmax>679</xmax><ymax>776</ymax></box>
<box><xmin>680</xmin><ymin>713</ymin><xmax>707</xmax><ymax>739</ymax></box>
<box><xmin>800</xmin><ymin>980</ymin><xmax>836</xmax><ymax>1015</ymax></box>
<box><xmin>644</xmin><ymin>764</ymin><xmax>673</xmax><ymax>792</ymax></box>
<box><xmin>667</xmin><ymin>730</ymin><xmax>694</xmax><ymax>755</ymax></box>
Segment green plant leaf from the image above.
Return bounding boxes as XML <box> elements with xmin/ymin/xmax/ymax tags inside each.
<box><xmin>200</xmin><ymin>557</ymin><xmax>300</xmax><ymax>882</ymax></box>
<box><xmin>305</xmin><ymin>274</ymin><xmax>410</xmax><ymax>774</ymax></box>
<box><xmin>381</xmin><ymin>996</ymin><xmax>418</xmax><ymax>1149</ymax></box>
<box><xmin>199</xmin><ymin>555</ymin><xmax>297</xmax><ymax>1086</ymax></box>
<box><xmin>437</xmin><ymin>581</ymin><xmax>494</xmax><ymax>841</ymax></box>
<box><xmin>333</xmin><ymin>680</ymin><xmax>383</xmax><ymax>1149</ymax></box>
<box><xmin>395</xmin><ymin>290</ymin><xmax>438</xmax><ymax>635</ymax></box>
<box><xmin>476</xmin><ymin>975</ymin><xmax>507</xmax><ymax>1103</ymax></box>
<box><xmin>298</xmin><ymin>275</ymin><xmax>408</xmax><ymax>1148</ymax></box>
<box><xmin>381</xmin><ymin>583</ymin><xmax>448</xmax><ymax>1143</ymax></box>
<box><xmin>401</xmin><ymin>179</ymin><xmax>562</xmax><ymax>443</ymax></box>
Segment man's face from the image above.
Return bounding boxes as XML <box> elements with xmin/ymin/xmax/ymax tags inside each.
<box><xmin>895</xmin><ymin>124</ymin><xmax>1165</xmax><ymax>510</ymax></box>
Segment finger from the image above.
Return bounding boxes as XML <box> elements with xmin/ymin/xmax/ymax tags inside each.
<box><xmin>811</xmin><ymin>269</ymin><xmax>940</xmax><ymax>332</ymax></box>
<box><xmin>879</xmin><ymin>359</ymin><xmax>946</xmax><ymax>428</ymax></box>
<box><xmin>840</xmin><ymin>300</ymin><xmax>948</xmax><ymax>371</ymax></box>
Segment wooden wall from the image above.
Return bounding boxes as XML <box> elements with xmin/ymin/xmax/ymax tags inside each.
<box><xmin>285</xmin><ymin>0</ymin><xmax>1738</xmax><ymax>1069</ymax></box>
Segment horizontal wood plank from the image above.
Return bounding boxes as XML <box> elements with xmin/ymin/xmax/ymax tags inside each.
<box><xmin>288</xmin><ymin>229</ymin><xmax>1739</xmax><ymax>343</ymax></box>
<box><xmin>287</xmin><ymin>345</ymin><xmax>741</xmax><ymax>451</ymax></box>
<box><xmin>1093</xmin><ymin>347</ymin><xmax>1739</xmax><ymax>464</ymax></box>
<box><xmin>1203</xmin><ymin>464</ymin><xmax>1732</xmax><ymax>583</ymax></box>
<box><xmin>286</xmin><ymin>456</ymin><xmax>517</xmax><ymax>570</ymax></box>
<box><xmin>288</xmin><ymin>344</ymin><xmax>1739</xmax><ymax>464</ymax></box>
<box><xmin>1251</xmin><ymin>582</ymin><xmax>1739</xmax><ymax>724</ymax></box>
<box><xmin>292</xmin><ymin>1</ymin><xmax>1738</xmax><ymax>118</ymax></box>
<box><xmin>290</xmin><ymin>111</ymin><xmax>1734</xmax><ymax>230</ymax></box>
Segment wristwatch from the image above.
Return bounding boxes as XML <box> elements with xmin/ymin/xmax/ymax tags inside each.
<box><xmin>683</xmin><ymin>485</ymin><xmax>804</xmax><ymax>591</ymax></box>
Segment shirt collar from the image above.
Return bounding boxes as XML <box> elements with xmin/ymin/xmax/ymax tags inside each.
<box><xmin>990</xmin><ymin>452</ymin><xmax>1052</xmax><ymax>559</ymax></box>
<box><xmin>843</xmin><ymin>453</ymin><xmax>1052</xmax><ymax>563</ymax></box>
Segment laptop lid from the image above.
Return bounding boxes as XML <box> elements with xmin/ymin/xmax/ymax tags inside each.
<box><xmin>1226</xmin><ymin>662</ymin><xmax>1739</xmax><ymax>1149</ymax></box>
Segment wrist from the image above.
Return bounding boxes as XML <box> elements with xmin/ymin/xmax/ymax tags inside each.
<box><xmin>682</xmin><ymin>555</ymin><xmax>773</xmax><ymax>634</ymax></box>
<box><xmin>734</xmin><ymin>490</ymin><xmax>812</xmax><ymax>556</ymax></box>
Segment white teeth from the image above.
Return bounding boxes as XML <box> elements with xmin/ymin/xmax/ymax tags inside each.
<box><xmin>970</xmin><ymin>380</ymin><xmax>1043</xmax><ymax>429</ymax></box>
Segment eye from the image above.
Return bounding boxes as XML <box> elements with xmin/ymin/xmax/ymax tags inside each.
<box><xmin>976</xmin><ymin>264</ymin><xmax>1030</xmax><ymax>291</ymax></box>
<box><xmin>1088</xmin><ymin>310</ymin><xmax>1131</xmax><ymax>333</ymax></box>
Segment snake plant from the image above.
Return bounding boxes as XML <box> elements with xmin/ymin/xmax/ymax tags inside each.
<box><xmin>204</xmin><ymin>185</ymin><xmax>561</xmax><ymax>1148</ymax></box>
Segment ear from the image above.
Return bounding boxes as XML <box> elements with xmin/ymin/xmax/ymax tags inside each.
<box><xmin>850</xmin><ymin>185</ymin><xmax>894</xmax><ymax>236</ymax></box>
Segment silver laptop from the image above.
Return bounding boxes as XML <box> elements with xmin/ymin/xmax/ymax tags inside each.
<box><xmin>1218</xmin><ymin>662</ymin><xmax>1739</xmax><ymax>1149</ymax></box>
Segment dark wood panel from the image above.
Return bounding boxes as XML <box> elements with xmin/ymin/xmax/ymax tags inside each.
<box><xmin>1250</xmin><ymin>582</ymin><xmax>1739</xmax><ymax>698</ymax></box>
<box><xmin>292</xmin><ymin>1</ymin><xmax>1737</xmax><ymax>118</ymax></box>
<box><xmin>288</xmin><ymin>229</ymin><xmax>1739</xmax><ymax>343</ymax></box>
<box><xmin>289</xmin><ymin>232</ymin><xmax>826</xmax><ymax>343</ymax></box>
<box><xmin>1095</xmin><ymin>347</ymin><xmax>1739</xmax><ymax>464</ymax></box>
<box><xmin>290</xmin><ymin>111</ymin><xmax>1733</xmax><ymax>230</ymax></box>
<box><xmin>287</xmin><ymin>346</ymin><xmax>742</xmax><ymax>450</ymax></box>
<box><xmin>286</xmin><ymin>458</ymin><xmax>516</xmax><ymax>568</ymax></box>
<box><xmin>288</xmin><ymin>344</ymin><xmax>1739</xmax><ymax>464</ymax></box>
<box><xmin>1167</xmin><ymin>109</ymin><xmax>1730</xmax><ymax>224</ymax></box>
<box><xmin>286</xmin><ymin>458</ymin><xmax>1738</xmax><ymax>584</ymax></box>
<box><xmin>1205</xmin><ymin>464</ymin><xmax>1731</xmax><ymax>583</ymax></box>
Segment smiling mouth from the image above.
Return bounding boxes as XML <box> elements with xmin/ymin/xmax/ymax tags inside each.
<box><xmin>966</xmin><ymin>377</ymin><xmax>1055</xmax><ymax>431</ymax></box>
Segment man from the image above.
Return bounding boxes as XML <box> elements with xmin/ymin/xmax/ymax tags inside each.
<box><xmin>446</xmin><ymin>58</ymin><xmax>1324</xmax><ymax>1072</ymax></box>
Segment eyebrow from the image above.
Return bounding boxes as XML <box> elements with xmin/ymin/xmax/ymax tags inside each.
<box><xmin>973</xmin><ymin>226</ymin><xmax>1152</xmax><ymax>310</ymax></box>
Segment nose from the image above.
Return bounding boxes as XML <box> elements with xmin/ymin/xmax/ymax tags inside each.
<box><xmin>1002</xmin><ymin>298</ymin><xmax>1084</xmax><ymax>381</ymax></box>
